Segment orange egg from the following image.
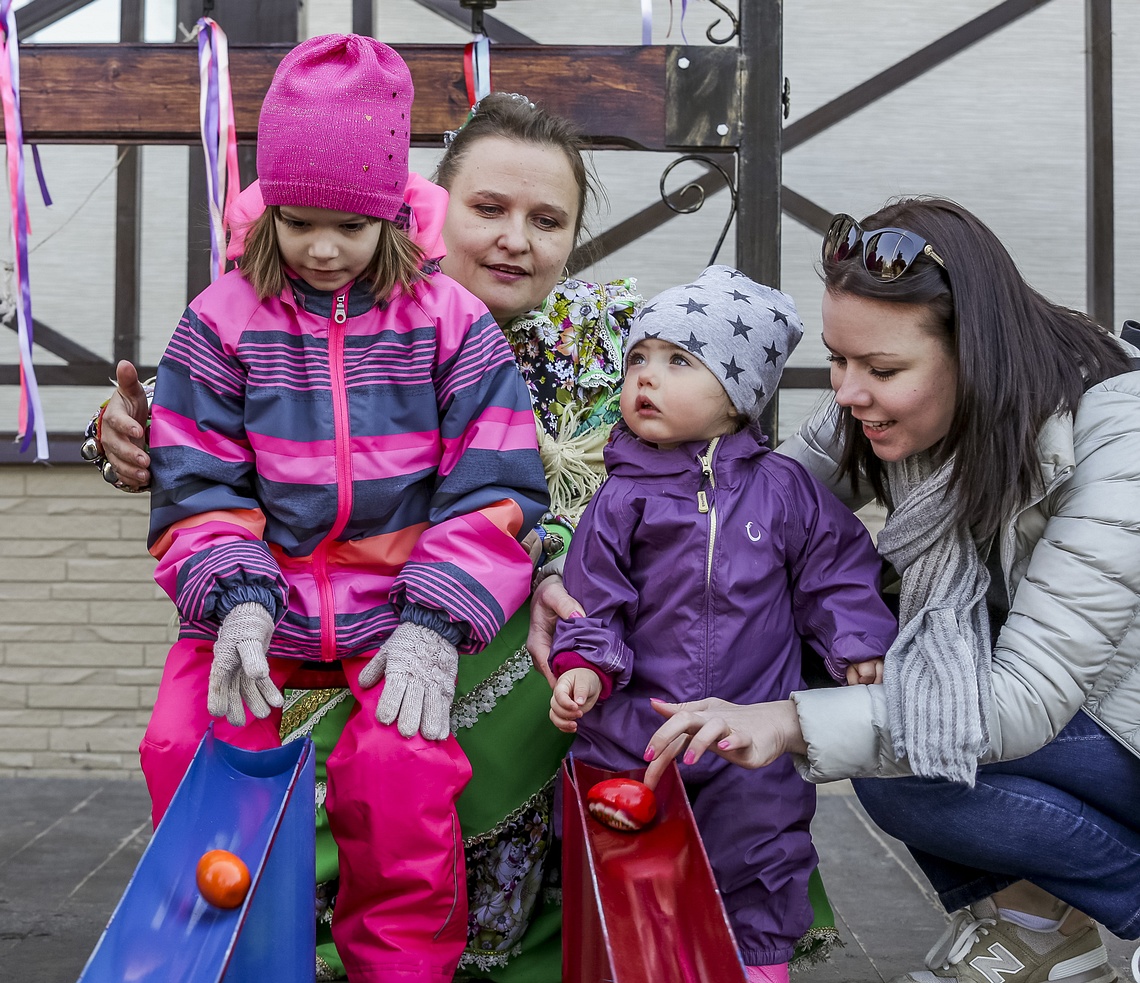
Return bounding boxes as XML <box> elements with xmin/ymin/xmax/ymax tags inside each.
<box><xmin>195</xmin><ymin>849</ymin><xmax>251</xmax><ymax>909</ymax></box>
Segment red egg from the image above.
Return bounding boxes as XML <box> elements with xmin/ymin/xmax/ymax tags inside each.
<box><xmin>587</xmin><ymin>777</ymin><xmax>658</xmax><ymax>831</ymax></box>
<box><xmin>196</xmin><ymin>849</ymin><xmax>251</xmax><ymax>909</ymax></box>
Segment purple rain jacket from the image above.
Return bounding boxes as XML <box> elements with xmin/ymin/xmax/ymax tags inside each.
<box><xmin>551</xmin><ymin>420</ymin><xmax>898</xmax><ymax>777</ymax></box>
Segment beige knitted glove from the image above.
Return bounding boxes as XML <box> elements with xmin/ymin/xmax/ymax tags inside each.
<box><xmin>210</xmin><ymin>602</ymin><xmax>284</xmax><ymax>727</ymax></box>
<box><xmin>359</xmin><ymin>622</ymin><xmax>458</xmax><ymax>741</ymax></box>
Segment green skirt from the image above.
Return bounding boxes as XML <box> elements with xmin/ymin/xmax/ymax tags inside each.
<box><xmin>282</xmin><ymin>605</ymin><xmax>841</xmax><ymax>981</ymax></box>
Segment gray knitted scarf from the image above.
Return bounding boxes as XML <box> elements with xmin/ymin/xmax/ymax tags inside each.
<box><xmin>877</xmin><ymin>452</ymin><xmax>993</xmax><ymax>785</ymax></box>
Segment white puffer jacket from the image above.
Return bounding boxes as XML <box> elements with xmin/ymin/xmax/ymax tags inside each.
<box><xmin>778</xmin><ymin>368</ymin><xmax>1140</xmax><ymax>782</ymax></box>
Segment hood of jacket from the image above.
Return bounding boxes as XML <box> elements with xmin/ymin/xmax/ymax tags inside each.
<box><xmin>601</xmin><ymin>419</ymin><xmax>771</xmax><ymax>482</ymax></box>
<box><xmin>223</xmin><ymin>171</ymin><xmax>449</xmax><ymax>262</ymax></box>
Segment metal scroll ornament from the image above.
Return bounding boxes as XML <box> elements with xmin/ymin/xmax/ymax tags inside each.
<box><xmin>704</xmin><ymin>0</ymin><xmax>739</xmax><ymax>45</ymax></box>
<box><xmin>659</xmin><ymin>154</ymin><xmax>738</xmax><ymax>268</ymax></box>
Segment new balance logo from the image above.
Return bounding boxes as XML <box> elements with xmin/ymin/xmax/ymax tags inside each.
<box><xmin>969</xmin><ymin>942</ymin><xmax>1025</xmax><ymax>982</ymax></box>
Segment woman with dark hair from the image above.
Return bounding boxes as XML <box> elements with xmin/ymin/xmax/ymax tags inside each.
<box><xmin>594</xmin><ymin>197</ymin><xmax>1139</xmax><ymax>983</ymax></box>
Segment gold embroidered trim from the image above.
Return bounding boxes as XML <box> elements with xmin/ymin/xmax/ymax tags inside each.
<box><xmin>281</xmin><ymin>688</ymin><xmax>352</xmax><ymax>742</ymax></box>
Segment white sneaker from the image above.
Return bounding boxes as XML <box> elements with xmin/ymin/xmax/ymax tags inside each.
<box><xmin>890</xmin><ymin>898</ymin><xmax>1118</xmax><ymax>983</ymax></box>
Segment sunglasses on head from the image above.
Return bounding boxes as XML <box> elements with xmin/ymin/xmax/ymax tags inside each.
<box><xmin>822</xmin><ymin>213</ymin><xmax>946</xmax><ymax>282</ymax></box>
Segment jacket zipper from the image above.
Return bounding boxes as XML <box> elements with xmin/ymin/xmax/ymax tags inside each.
<box><xmin>696</xmin><ymin>436</ymin><xmax>721</xmax><ymax>587</ymax></box>
<box><xmin>315</xmin><ymin>287</ymin><xmax>353</xmax><ymax>660</ymax></box>
<box><xmin>998</xmin><ymin>464</ymin><xmax>1073</xmax><ymax>604</ymax></box>
<box><xmin>696</xmin><ymin>435</ymin><xmax>721</xmax><ymax>698</ymax></box>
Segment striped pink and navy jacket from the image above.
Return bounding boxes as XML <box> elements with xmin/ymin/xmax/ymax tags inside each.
<box><xmin>147</xmin><ymin>264</ymin><xmax>549</xmax><ymax>662</ymax></box>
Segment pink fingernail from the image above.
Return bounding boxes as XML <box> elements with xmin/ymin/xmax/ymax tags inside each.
<box><xmin>718</xmin><ymin>740</ymin><xmax>731</xmax><ymax>750</ymax></box>
<box><xmin>643</xmin><ymin>745</ymin><xmax>655</xmax><ymax>762</ymax></box>
<box><xmin>683</xmin><ymin>751</ymin><xmax>695</xmax><ymax>765</ymax></box>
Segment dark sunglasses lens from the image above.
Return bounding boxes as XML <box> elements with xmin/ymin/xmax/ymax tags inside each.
<box><xmin>864</xmin><ymin>230</ymin><xmax>922</xmax><ymax>281</ymax></box>
<box><xmin>823</xmin><ymin>216</ymin><xmax>860</xmax><ymax>265</ymax></box>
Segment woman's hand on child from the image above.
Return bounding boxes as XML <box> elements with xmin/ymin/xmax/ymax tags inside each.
<box><xmin>361</xmin><ymin>622</ymin><xmax>458</xmax><ymax>740</ymax></box>
<box><xmin>210</xmin><ymin>602</ymin><xmax>284</xmax><ymax>727</ymax></box>
<box><xmin>527</xmin><ymin>574</ymin><xmax>585</xmax><ymax>687</ymax></box>
<box><xmin>846</xmin><ymin>658</ymin><xmax>884</xmax><ymax>685</ymax></box>
<box><xmin>101</xmin><ymin>360</ymin><xmax>153</xmax><ymax>490</ymax></box>
<box><xmin>642</xmin><ymin>697</ymin><xmax>808</xmax><ymax>790</ymax></box>
<box><xmin>549</xmin><ymin>667</ymin><xmax>603</xmax><ymax>732</ymax></box>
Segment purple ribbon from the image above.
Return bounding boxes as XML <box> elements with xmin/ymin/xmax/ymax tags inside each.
<box><xmin>30</xmin><ymin>145</ymin><xmax>51</xmax><ymax>206</ymax></box>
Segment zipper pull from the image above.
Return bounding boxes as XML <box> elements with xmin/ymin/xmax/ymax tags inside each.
<box><xmin>696</xmin><ymin>452</ymin><xmax>712</xmax><ymax>513</ymax></box>
<box><xmin>334</xmin><ymin>292</ymin><xmax>347</xmax><ymax>325</ymax></box>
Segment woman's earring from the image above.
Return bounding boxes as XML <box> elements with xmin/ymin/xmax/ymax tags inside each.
<box><xmin>558</xmin><ymin>266</ymin><xmax>570</xmax><ymax>284</ymax></box>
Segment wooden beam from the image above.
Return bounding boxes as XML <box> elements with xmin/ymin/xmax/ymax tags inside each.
<box><xmin>1</xmin><ymin>319</ymin><xmax>108</xmax><ymax>367</ymax></box>
<box><xmin>783</xmin><ymin>0</ymin><xmax>1055</xmax><ymax>152</ymax></box>
<box><xmin>353</xmin><ymin>0</ymin><xmax>373</xmax><ymax>37</ymax></box>
<box><xmin>737</xmin><ymin>0</ymin><xmax>782</xmax><ymax>285</ymax></box>
<box><xmin>0</xmin><ymin>364</ymin><xmax>150</xmax><ymax>386</ymax></box>
<box><xmin>3</xmin><ymin>44</ymin><xmax>669</xmax><ymax>150</ymax></box>
<box><xmin>14</xmin><ymin>0</ymin><xmax>96</xmax><ymax>37</ymax></box>
<box><xmin>114</xmin><ymin>0</ymin><xmax>144</xmax><ymax>367</ymax></box>
<box><xmin>0</xmin><ymin>433</ymin><xmax>87</xmax><ymax>463</ymax></box>
<box><xmin>781</xmin><ymin>186</ymin><xmax>833</xmax><ymax>237</ymax></box>
<box><xmin>1085</xmin><ymin>0</ymin><xmax>1113</xmax><ymax>329</ymax></box>
<box><xmin>409</xmin><ymin>0</ymin><xmax>537</xmax><ymax>44</ymax></box>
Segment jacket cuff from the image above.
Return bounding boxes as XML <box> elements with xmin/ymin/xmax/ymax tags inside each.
<box><xmin>400</xmin><ymin>603</ymin><xmax>467</xmax><ymax>646</ymax></box>
<box><xmin>551</xmin><ymin>651</ymin><xmax>614</xmax><ymax>701</ymax></box>
<box><xmin>789</xmin><ymin>685</ymin><xmax>897</xmax><ymax>783</ymax></box>
<box><xmin>216</xmin><ymin>585</ymin><xmax>282</xmax><ymax>623</ymax></box>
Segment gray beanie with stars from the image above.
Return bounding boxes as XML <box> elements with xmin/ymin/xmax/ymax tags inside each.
<box><xmin>625</xmin><ymin>265</ymin><xmax>804</xmax><ymax>420</ymax></box>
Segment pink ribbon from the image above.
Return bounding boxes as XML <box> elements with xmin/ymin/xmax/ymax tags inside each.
<box><xmin>197</xmin><ymin>17</ymin><xmax>240</xmax><ymax>282</ymax></box>
<box><xmin>0</xmin><ymin>0</ymin><xmax>47</xmax><ymax>459</ymax></box>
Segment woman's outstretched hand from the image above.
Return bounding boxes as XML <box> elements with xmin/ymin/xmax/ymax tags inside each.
<box><xmin>101</xmin><ymin>360</ymin><xmax>152</xmax><ymax>490</ymax></box>
<box><xmin>642</xmin><ymin>697</ymin><xmax>808</xmax><ymax>790</ymax></box>
<box><xmin>526</xmin><ymin>573</ymin><xmax>583</xmax><ymax>688</ymax></box>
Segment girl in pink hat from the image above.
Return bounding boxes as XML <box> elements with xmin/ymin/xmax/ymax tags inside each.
<box><xmin>141</xmin><ymin>35</ymin><xmax>548</xmax><ymax>983</ymax></box>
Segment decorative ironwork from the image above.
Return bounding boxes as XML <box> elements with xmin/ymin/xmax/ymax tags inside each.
<box><xmin>458</xmin><ymin>0</ymin><xmax>523</xmax><ymax>36</ymax></box>
<box><xmin>659</xmin><ymin>154</ymin><xmax>737</xmax><ymax>267</ymax></box>
<box><xmin>704</xmin><ymin>0</ymin><xmax>739</xmax><ymax>45</ymax></box>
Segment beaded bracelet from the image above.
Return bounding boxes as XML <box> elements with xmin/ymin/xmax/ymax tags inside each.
<box><xmin>80</xmin><ymin>380</ymin><xmax>155</xmax><ymax>493</ymax></box>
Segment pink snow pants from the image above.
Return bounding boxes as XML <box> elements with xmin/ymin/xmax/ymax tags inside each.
<box><xmin>140</xmin><ymin>638</ymin><xmax>471</xmax><ymax>983</ymax></box>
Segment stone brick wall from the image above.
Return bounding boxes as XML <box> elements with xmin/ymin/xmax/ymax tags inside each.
<box><xmin>0</xmin><ymin>465</ymin><xmax>175</xmax><ymax>778</ymax></box>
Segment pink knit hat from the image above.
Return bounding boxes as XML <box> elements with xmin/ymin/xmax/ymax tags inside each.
<box><xmin>257</xmin><ymin>34</ymin><xmax>412</xmax><ymax>221</ymax></box>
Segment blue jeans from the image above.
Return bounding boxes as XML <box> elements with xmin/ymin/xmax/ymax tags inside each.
<box><xmin>852</xmin><ymin>710</ymin><xmax>1140</xmax><ymax>939</ymax></box>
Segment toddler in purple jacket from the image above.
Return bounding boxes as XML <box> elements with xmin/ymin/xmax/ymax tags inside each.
<box><xmin>549</xmin><ymin>265</ymin><xmax>897</xmax><ymax>982</ymax></box>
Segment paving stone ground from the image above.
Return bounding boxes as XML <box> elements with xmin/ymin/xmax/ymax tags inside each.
<box><xmin>2</xmin><ymin>776</ymin><xmax>1135</xmax><ymax>982</ymax></box>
